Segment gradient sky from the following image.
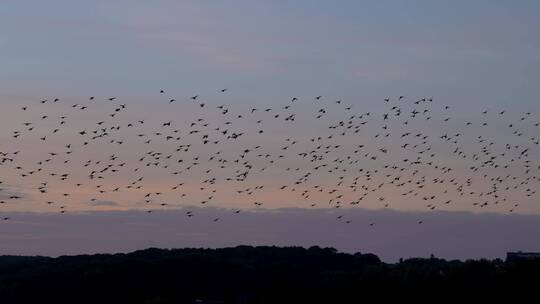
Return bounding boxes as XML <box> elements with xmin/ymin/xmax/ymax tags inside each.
<box><xmin>1</xmin><ymin>1</ymin><xmax>540</xmax><ymax>257</ymax></box>
<box><xmin>1</xmin><ymin>0</ymin><xmax>539</xmax><ymax>106</ymax></box>
<box><xmin>3</xmin><ymin>208</ymin><xmax>540</xmax><ymax>262</ymax></box>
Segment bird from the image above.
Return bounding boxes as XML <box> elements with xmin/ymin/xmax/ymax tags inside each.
<box><xmin>0</xmin><ymin>88</ymin><xmax>535</xmax><ymax>227</ymax></box>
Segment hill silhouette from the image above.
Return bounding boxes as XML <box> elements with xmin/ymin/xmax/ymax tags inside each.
<box><xmin>0</xmin><ymin>246</ymin><xmax>538</xmax><ymax>303</ymax></box>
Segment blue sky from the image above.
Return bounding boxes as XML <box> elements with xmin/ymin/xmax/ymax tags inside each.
<box><xmin>1</xmin><ymin>0</ymin><xmax>539</xmax><ymax>109</ymax></box>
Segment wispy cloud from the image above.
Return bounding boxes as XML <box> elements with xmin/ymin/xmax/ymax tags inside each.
<box><xmin>90</xmin><ymin>200</ymin><xmax>119</xmax><ymax>207</ymax></box>
<box><xmin>353</xmin><ymin>64</ymin><xmax>410</xmax><ymax>81</ymax></box>
<box><xmin>0</xmin><ymin>187</ymin><xmax>27</xmax><ymax>201</ymax></box>
<box><xmin>97</xmin><ymin>1</ymin><xmax>289</xmax><ymax>73</ymax></box>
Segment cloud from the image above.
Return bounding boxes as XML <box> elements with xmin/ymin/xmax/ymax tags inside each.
<box><xmin>354</xmin><ymin>64</ymin><xmax>410</xmax><ymax>81</ymax></box>
<box><xmin>97</xmin><ymin>1</ymin><xmax>286</xmax><ymax>73</ymax></box>
<box><xmin>0</xmin><ymin>188</ymin><xmax>27</xmax><ymax>201</ymax></box>
<box><xmin>0</xmin><ymin>207</ymin><xmax>539</xmax><ymax>262</ymax></box>
<box><xmin>90</xmin><ymin>200</ymin><xmax>119</xmax><ymax>206</ymax></box>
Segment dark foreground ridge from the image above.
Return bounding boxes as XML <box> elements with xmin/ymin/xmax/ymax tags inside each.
<box><xmin>1</xmin><ymin>246</ymin><xmax>538</xmax><ymax>303</ymax></box>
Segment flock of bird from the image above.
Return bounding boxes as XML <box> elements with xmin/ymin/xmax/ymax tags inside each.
<box><xmin>0</xmin><ymin>90</ymin><xmax>538</xmax><ymax>225</ymax></box>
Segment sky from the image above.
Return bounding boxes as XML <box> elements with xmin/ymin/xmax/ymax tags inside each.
<box><xmin>3</xmin><ymin>208</ymin><xmax>540</xmax><ymax>262</ymax></box>
<box><xmin>1</xmin><ymin>1</ymin><xmax>539</xmax><ymax>106</ymax></box>
<box><xmin>0</xmin><ymin>1</ymin><xmax>539</xmax><ymax>258</ymax></box>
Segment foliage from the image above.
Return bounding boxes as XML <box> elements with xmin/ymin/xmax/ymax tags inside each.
<box><xmin>0</xmin><ymin>246</ymin><xmax>537</xmax><ymax>303</ymax></box>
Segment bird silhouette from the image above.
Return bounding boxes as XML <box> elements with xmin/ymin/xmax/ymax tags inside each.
<box><xmin>0</xmin><ymin>89</ymin><xmax>536</xmax><ymax>225</ymax></box>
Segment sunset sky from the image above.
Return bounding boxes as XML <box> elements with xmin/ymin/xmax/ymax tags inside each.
<box><xmin>1</xmin><ymin>1</ymin><xmax>539</xmax><ymax>259</ymax></box>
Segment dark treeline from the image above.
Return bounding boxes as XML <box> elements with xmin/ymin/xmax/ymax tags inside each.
<box><xmin>0</xmin><ymin>246</ymin><xmax>538</xmax><ymax>303</ymax></box>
